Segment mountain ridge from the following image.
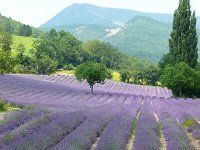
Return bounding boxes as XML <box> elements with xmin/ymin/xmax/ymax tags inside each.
<box><xmin>40</xmin><ymin>3</ymin><xmax>175</xmax><ymax>28</ymax></box>
<box><xmin>40</xmin><ymin>3</ymin><xmax>200</xmax><ymax>28</ymax></box>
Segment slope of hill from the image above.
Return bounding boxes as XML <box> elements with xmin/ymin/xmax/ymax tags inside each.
<box><xmin>105</xmin><ymin>16</ymin><xmax>171</xmax><ymax>62</ymax></box>
<box><xmin>0</xmin><ymin>14</ymin><xmax>21</xmax><ymax>34</ymax></box>
<box><xmin>107</xmin><ymin>17</ymin><xmax>200</xmax><ymax>62</ymax></box>
<box><xmin>42</xmin><ymin>24</ymin><xmax>108</xmax><ymax>41</ymax></box>
<box><xmin>12</xmin><ymin>36</ymin><xmax>36</xmax><ymax>50</ymax></box>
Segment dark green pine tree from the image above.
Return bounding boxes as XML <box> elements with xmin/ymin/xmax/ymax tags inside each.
<box><xmin>160</xmin><ymin>0</ymin><xmax>198</xmax><ymax>69</ymax></box>
<box><xmin>186</xmin><ymin>11</ymin><xmax>198</xmax><ymax>68</ymax></box>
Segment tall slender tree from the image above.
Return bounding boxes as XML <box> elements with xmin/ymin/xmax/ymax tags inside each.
<box><xmin>160</xmin><ymin>0</ymin><xmax>198</xmax><ymax>68</ymax></box>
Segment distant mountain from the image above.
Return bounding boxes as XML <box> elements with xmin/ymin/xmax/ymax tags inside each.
<box><xmin>40</xmin><ymin>3</ymin><xmax>175</xmax><ymax>28</ymax></box>
<box><xmin>40</xmin><ymin>3</ymin><xmax>200</xmax><ymax>28</ymax></box>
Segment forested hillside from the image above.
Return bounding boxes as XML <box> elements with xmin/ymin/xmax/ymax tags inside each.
<box><xmin>0</xmin><ymin>14</ymin><xmax>43</xmax><ymax>37</ymax></box>
<box><xmin>105</xmin><ymin>16</ymin><xmax>171</xmax><ymax>62</ymax></box>
<box><xmin>42</xmin><ymin>24</ymin><xmax>108</xmax><ymax>41</ymax></box>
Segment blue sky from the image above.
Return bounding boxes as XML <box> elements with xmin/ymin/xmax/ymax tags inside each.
<box><xmin>0</xmin><ymin>0</ymin><xmax>200</xmax><ymax>27</ymax></box>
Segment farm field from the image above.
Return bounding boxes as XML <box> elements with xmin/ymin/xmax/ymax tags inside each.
<box><xmin>0</xmin><ymin>74</ymin><xmax>200</xmax><ymax>150</ymax></box>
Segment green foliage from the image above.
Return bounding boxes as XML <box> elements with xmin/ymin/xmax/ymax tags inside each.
<box><xmin>160</xmin><ymin>0</ymin><xmax>198</xmax><ymax>69</ymax></box>
<box><xmin>106</xmin><ymin>69</ymin><xmax>113</xmax><ymax>79</ymax></box>
<box><xmin>36</xmin><ymin>55</ymin><xmax>58</xmax><ymax>75</ymax></box>
<box><xmin>120</xmin><ymin>69</ymin><xmax>132</xmax><ymax>83</ymax></box>
<box><xmin>0</xmin><ymin>100</ymin><xmax>21</xmax><ymax>112</ymax></box>
<box><xmin>133</xmin><ymin>66</ymin><xmax>159</xmax><ymax>86</ymax></box>
<box><xmin>43</xmin><ymin>24</ymin><xmax>108</xmax><ymax>41</ymax></box>
<box><xmin>182</xmin><ymin>118</ymin><xmax>196</xmax><ymax>128</ymax></box>
<box><xmin>140</xmin><ymin>65</ymin><xmax>160</xmax><ymax>85</ymax></box>
<box><xmin>0</xmin><ymin>14</ymin><xmax>43</xmax><ymax>38</ymax></box>
<box><xmin>160</xmin><ymin>62</ymin><xmax>199</xmax><ymax>97</ymax></box>
<box><xmin>82</xmin><ymin>40</ymin><xmax>121</xmax><ymax>69</ymax></box>
<box><xmin>18</xmin><ymin>24</ymin><xmax>32</xmax><ymax>37</ymax></box>
<box><xmin>34</xmin><ymin>29</ymin><xmax>83</xmax><ymax>68</ymax></box>
<box><xmin>12</xmin><ymin>36</ymin><xmax>36</xmax><ymax>51</ymax></box>
<box><xmin>112</xmin><ymin>71</ymin><xmax>120</xmax><ymax>81</ymax></box>
<box><xmin>75</xmin><ymin>62</ymin><xmax>107</xmax><ymax>94</ymax></box>
<box><xmin>0</xmin><ymin>100</ymin><xmax>7</xmax><ymax>111</ymax></box>
<box><xmin>63</xmin><ymin>64</ymin><xmax>74</xmax><ymax>70</ymax></box>
<box><xmin>118</xmin><ymin>56</ymin><xmax>159</xmax><ymax>85</ymax></box>
<box><xmin>0</xmin><ymin>32</ymin><xmax>13</xmax><ymax>51</ymax></box>
<box><xmin>106</xmin><ymin>16</ymin><xmax>172</xmax><ymax>62</ymax></box>
<box><xmin>0</xmin><ymin>33</ymin><xmax>17</xmax><ymax>74</ymax></box>
<box><xmin>159</xmin><ymin>0</ymin><xmax>200</xmax><ymax>98</ymax></box>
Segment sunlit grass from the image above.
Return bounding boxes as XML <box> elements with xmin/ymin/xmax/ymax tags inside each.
<box><xmin>12</xmin><ymin>36</ymin><xmax>36</xmax><ymax>50</ymax></box>
<box><xmin>54</xmin><ymin>69</ymin><xmax>75</xmax><ymax>75</ymax></box>
<box><xmin>0</xmin><ymin>100</ymin><xmax>22</xmax><ymax>112</ymax></box>
<box><xmin>182</xmin><ymin>118</ymin><xmax>196</xmax><ymax>128</ymax></box>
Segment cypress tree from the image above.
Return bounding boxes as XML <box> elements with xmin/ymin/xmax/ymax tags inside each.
<box><xmin>186</xmin><ymin>11</ymin><xmax>198</xmax><ymax>68</ymax></box>
<box><xmin>161</xmin><ymin>0</ymin><xmax>198</xmax><ymax>68</ymax></box>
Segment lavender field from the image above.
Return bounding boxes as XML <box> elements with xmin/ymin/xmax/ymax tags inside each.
<box><xmin>0</xmin><ymin>74</ymin><xmax>200</xmax><ymax>150</ymax></box>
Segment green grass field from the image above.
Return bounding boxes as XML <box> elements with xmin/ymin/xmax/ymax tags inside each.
<box><xmin>0</xmin><ymin>100</ymin><xmax>22</xmax><ymax>112</ymax></box>
<box><xmin>12</xmin><ymin>36</ymin><xmax>36</xmax><ymax>51</ymax></box>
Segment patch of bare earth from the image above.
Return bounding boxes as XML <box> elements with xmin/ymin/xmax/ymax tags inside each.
<box><xmin>186</xmin><ymin>132</ymin><xmax>200</xmax><ymax>150</ymax></box>
<box><xmin>90</xmin><ymin>137</ymin><xmax>100</xmax><ymax>150</ymax></box>
<box><xmin>126</xmin><ymin>111</ymin><xmax>141</xmax><ymax>150</ymax></box>
<box><xmin>154</xmin><ymin>112</ymin><xmax>167</xmax><ymax>150</ymax></box>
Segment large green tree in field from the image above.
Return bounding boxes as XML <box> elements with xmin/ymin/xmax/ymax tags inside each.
<box><xmin>159</xmin><ymin>0</ymin><xmax>198</xmax><ymax>69</ymax></box>
<box><xmin>160</xmin><ymin>62</ymin><xmax>196</xmax><ymax>97</ymax></box>
<box><xmin>75</xmin><ymin>62</ymin><xmax>107</xmax><ymax>94</ymax></box>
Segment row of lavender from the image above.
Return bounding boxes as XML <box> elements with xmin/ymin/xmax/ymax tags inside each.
<box><xmin>18</xmin><ymin>74</ymin><xmax>173</xmax><ymax>98</ymax></box>
<box><xmin>0</xmin><ymin>86</ymin><xmax>143</xmax><ymax>149</ymax></box>
<box><xmin>0</xmin><ymin>96</ymin><xmax>199</xmax><ymax>149</ymax></box>
<box><xmin>0</xmin><ymin>75</ymin><xmax>141</xmax><ymax>112</ymax></box>
<box><xmin>0</xmin><ymin>74</ymin><xmax>200</xmax><ymax>149</ymax></box>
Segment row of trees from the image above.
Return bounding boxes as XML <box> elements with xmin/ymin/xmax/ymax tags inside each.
<box><xmin>119</xmin><ymin>65</ymin><xmax>159</xmax><ymax>85</ymax></box>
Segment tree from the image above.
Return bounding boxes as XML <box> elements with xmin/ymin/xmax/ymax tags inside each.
<box><xmin>120</xmin><ymin>69</ymin><xmax>132</xmax><ymax>83</ymax></box>
<box><xmin>5</xmin><ymin>20</ymin><xmax>14</xmax><ymax>34</ymax></box>
<box><xmin>19</xmin><ymin>24</ymin><xmax>32</xmax><ymax>36</ymax></box>
<box><xmin>160</xmin><ymin>0</ymin><xmax>198</xmax><ymax>69</ymax></box>
<box><xmin>0</xmin><ymin>33</ymin><xmax>16</xmax><ymax>74</ymax></box>
<box><xmin>0</xmin><ymin>32</ymin><xmax>12</xmax><ymax>51</ymax></box>
<box><xmin>75</xmin><ymin>62</ymin><xmax>107</xmax><ymax>94</ymax></box>
<box><xmin>82</xmin><ymin>40</ymin><xmax>121</xmax><ymax>69</ymax></box>
<box><xmin>37</xmin><ymin>54</ymin><xmax>58</xmax><ymax>75</ymax></box>
<box><xmin>160</xmin><ymin>62</ymin><xmax>195</xmax><ymax>97</ymax></box>
<box><xmin>17</xmin><ymin>43</ymin><xmax>26</xmax><ymax>61</ymax></box>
